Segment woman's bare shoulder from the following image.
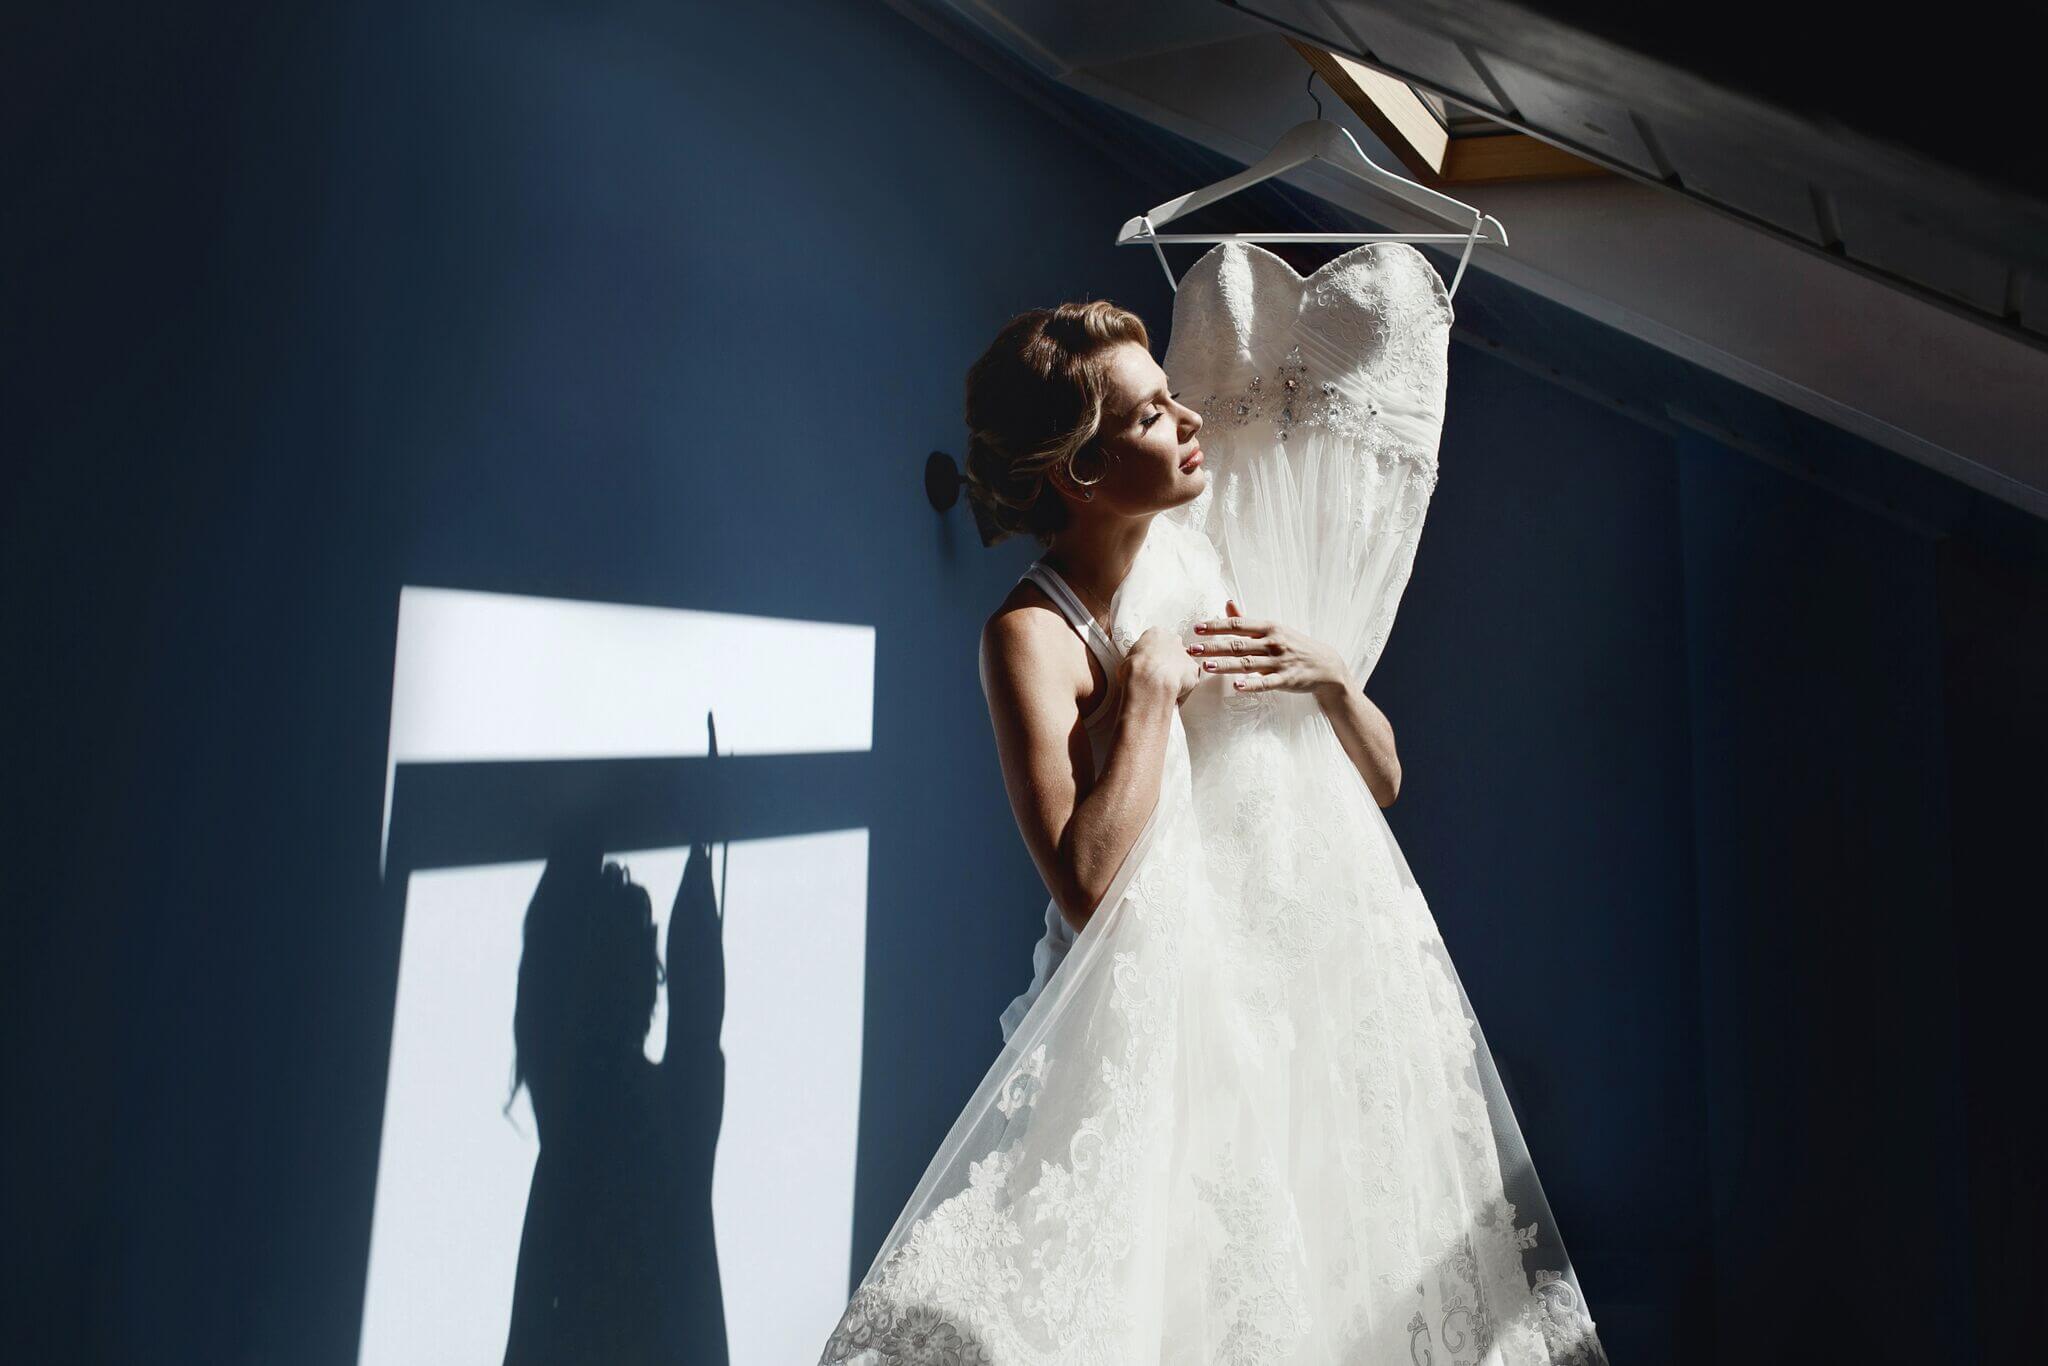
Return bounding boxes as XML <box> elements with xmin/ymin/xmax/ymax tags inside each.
<box><xmin>980</xmin><ymin>580</ymin><xmax>1082</xmax><ymax>697</ymax></box>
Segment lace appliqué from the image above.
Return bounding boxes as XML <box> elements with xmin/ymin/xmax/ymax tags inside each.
<box><xmin>994</xmin><ymin>1042</ymin><xmax>1047</xmax><ymax>1119</ymax></box>
<box><xmin>1189</xmin><ymin>1143</ymin><xmax>1313</xmax><ymax>1362</ymax></box>
<box><xmin>819</xmin><ymin>729</ymin><xmax>1199</xmax><ymax>1366</ymax></box>
<box><xmin>823</xmin><ymin>1297</ymin><xmax>997</xmax><ymax>1366</ymax></box>
<box><xmin>1529</xmin><ymin>1268</ymin><xmax>1605</xmax><ymax>1365</ymax></box>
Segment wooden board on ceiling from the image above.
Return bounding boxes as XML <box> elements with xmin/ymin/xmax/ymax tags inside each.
<box><xmin>1290</xmin><ymin>39</ymin><xmax>1610</xmax><ymax>186</ymax></box>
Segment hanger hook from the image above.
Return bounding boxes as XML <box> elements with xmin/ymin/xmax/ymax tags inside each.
<box><xmin>1305</xmin><ymin>69</ymin><xmax>1323</xmax><ymax>121</ymax></box>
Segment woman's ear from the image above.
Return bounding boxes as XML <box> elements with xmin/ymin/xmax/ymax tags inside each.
<box><xmin>1053</xmin><ymin>445</ymin><xmax>1107</xmax><ymax>503</ymax></box>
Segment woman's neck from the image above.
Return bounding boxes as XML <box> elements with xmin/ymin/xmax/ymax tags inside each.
<box><xmin>1043</xmin><ymin>515</ymin><xmax>1152</xmax><ymax>621</ymax></box>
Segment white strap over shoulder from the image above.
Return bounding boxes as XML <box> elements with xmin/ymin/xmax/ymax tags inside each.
<box><xmin>1024</xmin><ymin>563</ymin><xmax>1118</xmax><ymax>660</ymax></box>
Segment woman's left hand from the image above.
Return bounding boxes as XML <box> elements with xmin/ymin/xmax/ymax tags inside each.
<box><xmin>1187</xmin><ymin>599</ymin><xmax>1346</xmax><ymax>698</ymax></box>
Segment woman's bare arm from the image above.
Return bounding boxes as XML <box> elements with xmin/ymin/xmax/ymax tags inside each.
<box><xmin>1314</xmin><ymin>682</ymin><xmax>1401</xmax><ymax>807</ymax></box>
<box><xmin>979</xmin><ymin>608</ymin><xmax>1179</xmax><ymax>932</ymax></box>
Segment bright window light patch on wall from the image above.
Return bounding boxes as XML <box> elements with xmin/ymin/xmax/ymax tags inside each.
<box><xmin>363</xmin><ymin>586</ymin><xmax>876</xmax><ymax>1365</ymax></box>
<box><xmin>382</xmin><ymin>586</ymin><xmax>876</xmax><ymax>870</ymax></box>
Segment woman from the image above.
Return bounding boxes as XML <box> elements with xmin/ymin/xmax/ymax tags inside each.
<box><xmin>972</xmin><ymin>303</ymin><xmax>1402</xmax><ymax>1039</ymax></box>
<box><xmin>823</xmin><ymin>267</ymin><xmax>1604</xmax><ymax>1364</ymax></box>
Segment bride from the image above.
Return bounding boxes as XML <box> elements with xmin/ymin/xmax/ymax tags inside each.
<box><xmin>822</xmin><ymin>279</ymin><xmax>1605</xmax><ymax>1364</ymax></box>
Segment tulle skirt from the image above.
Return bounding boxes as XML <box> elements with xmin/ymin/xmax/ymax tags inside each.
<box><xmin>820</xmin><ymin>697</ymin><xmax>1605</xmax><ymax>1365</ymax></box>
<box><xmin>820</xmin><ymin>427</ymin><xmax>1607</xmax><ymax>1364</ymax></box>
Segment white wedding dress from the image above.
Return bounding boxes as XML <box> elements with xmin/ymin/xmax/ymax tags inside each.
<box><xmin>821</xmin><ymin>241</ymin><xmax>1607</xmax><ymax>1365</ymax></box>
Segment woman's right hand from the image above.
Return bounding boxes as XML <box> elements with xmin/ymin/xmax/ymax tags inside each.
<box><xmin>1122</xmin><ymin>625</ymin><xmax>1205</xmax><ymax>706</ymax></box>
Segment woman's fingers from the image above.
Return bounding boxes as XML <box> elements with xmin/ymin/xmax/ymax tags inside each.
<box><xmin>1193</xmin><ymin>597</ymin><xmax>1272</xmax><ymax>638</ymax></box>
<box><xmin>1190</xmin><ymin>598</ymin><xmax>1311</xmax><ymax>692</ymax></box>
<box><xmin>1189</xmin><ymin>626</ymin><xmax>1276</xmax><ymax>650</ymax></box>
<box><xmin>1232</xmin><ymin>668</ymin><xmax>1298</xmax><ymax>692</ymax></box>
<box><xmin>1192</xmin><ymin>617</ymin><xmax>1272</xmax><ymax>636</ymax></box>
<box><xmin>1189</xmin><ymin>634</ymin><xmax>1279</xmax><ymax>658</ymax></box>
<box><xmin>1196</xmin><ymin>652</ymin><xmax>1280</xmax><ymax>672</ymax></box>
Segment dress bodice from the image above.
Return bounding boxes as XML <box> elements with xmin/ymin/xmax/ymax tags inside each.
<box><xmin>1161</xmin><ymin>239</ymin><xmax>1452</xmax><ymax>436</ymax></box>
<box><xmin>1158</xmin><ymin>239</ymin><xmax>1453</xmax><ymax>544</ymax></box>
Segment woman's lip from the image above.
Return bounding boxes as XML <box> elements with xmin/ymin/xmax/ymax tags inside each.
<box><xmin>1182</xmin><ymin>448</ymin><xmax>1204</xmax><ymax>472</ymax></box>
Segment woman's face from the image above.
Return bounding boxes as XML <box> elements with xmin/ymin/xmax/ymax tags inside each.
<box><xmin>1063</xmin><ymin>341</ymin><xmax>1205</xmax><ymax>515</ymax></box>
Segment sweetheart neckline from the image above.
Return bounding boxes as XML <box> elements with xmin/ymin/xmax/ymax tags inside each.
<box><xmin>1166</xmin><ymin>236</ymin><xmax>1454</xmax><ymax>353</ymax></box>
<box><xmin>1185</xmin><ymin>237</ymin><xmax>1423</xmax><ymax>289</ymax></box>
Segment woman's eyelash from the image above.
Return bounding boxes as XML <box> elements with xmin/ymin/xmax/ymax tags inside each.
<box><xmin>1142</xmin><ymin>392</ymin><xmax>1182</xmax><ymax>428</ymax></box>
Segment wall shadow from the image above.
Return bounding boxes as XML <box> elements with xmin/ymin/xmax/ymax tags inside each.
<box><xmin>499</xmin><ymin>835</ymin><xmax>727</xmax><ymax>1366</ymax></box>
<box><xmin>366</xmin><ymin>714</ymin><xmax>875</xmax><ymax>1363</ymax></box>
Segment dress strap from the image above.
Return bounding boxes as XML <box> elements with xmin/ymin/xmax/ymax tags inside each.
<box><xmin>1021</xmin><ymin>562</ymin><xmax>1123</xmax><ymax>730</ymax></box>
<box><xmin>1021</xmin><ymin>562</ymin><xmax>1120</xmax><ymax>664</ymax></box>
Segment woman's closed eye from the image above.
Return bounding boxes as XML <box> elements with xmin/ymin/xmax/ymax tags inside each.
<box><xmin>1141</xmin><ymin>393</ymin><xmax>1181</xmax><ymax>429</ymax></box>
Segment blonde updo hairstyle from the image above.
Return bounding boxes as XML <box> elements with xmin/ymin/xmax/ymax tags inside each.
<box><xmin>963</xmin><ymin>299</ymin><xmax>1152</xmax><ymax>547</ymax></box>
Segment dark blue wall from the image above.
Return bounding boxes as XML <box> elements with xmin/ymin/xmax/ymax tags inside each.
<box><xmin>3</xmin><ymin>1</ymin><xmax>1182</xmax><ymax>1359</ymax></box>
<box><xmin>6</xmin><ymin>2</ymin><xmax>2043</xmax><ymax>1363</ymax></box>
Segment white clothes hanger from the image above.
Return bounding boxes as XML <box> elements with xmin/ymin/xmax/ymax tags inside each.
<box><xmin>1116</xmin><ymin>114</ymin><xmax>1508</xmax><ymax>297</ymax></box>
